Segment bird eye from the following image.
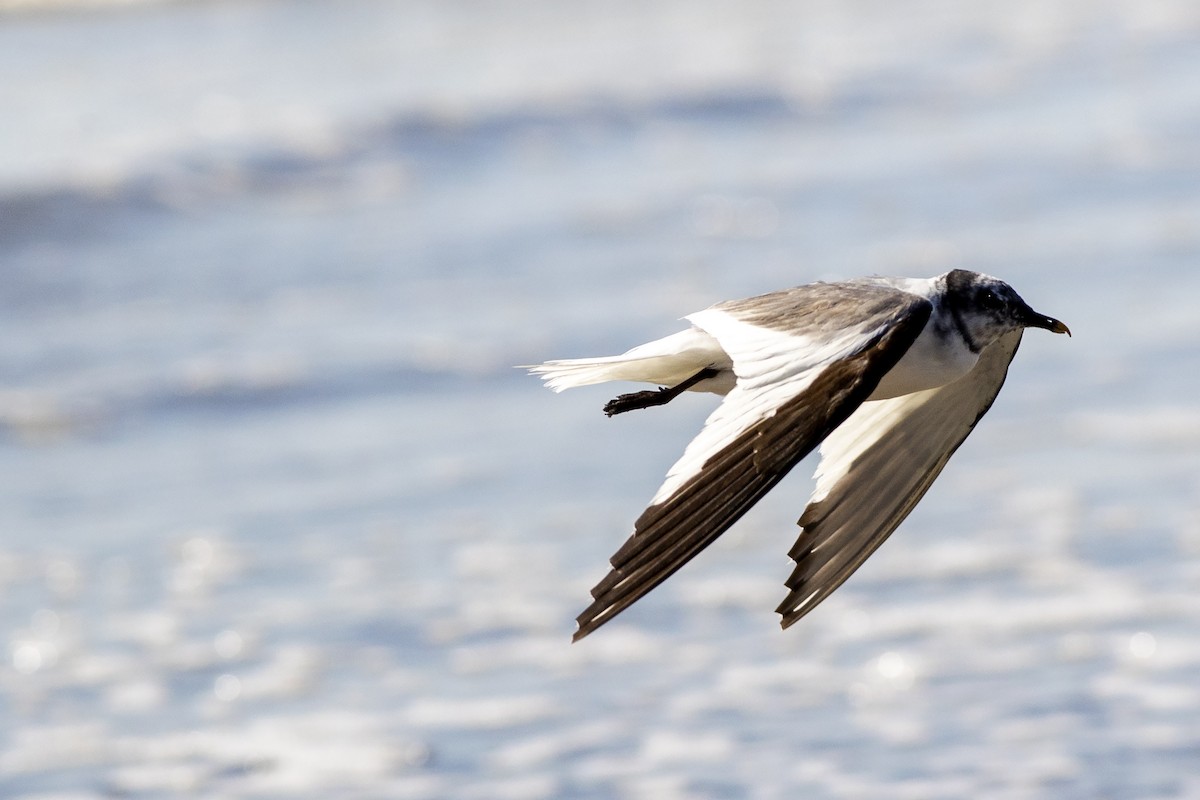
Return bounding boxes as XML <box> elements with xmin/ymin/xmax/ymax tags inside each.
<box><xmin>978</xmin><ymin>289</ymin><xmax>1003</xmax><ymax>310</ymax></box>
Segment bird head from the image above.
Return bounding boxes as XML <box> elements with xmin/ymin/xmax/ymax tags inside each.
<box><xmin>943</xmin><ymin>269</ymin><xmax>1071</xmax><ymax>351</ymax></box>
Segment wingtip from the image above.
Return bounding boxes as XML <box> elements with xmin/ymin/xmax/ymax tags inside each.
<box><xmin>573</xmin><ymin>598</ymin><xmax>610</xmax><ymax>642</ymax></box>
<box><xmin>572</xmin><ymin>615</ymin><xmax>602</xmax><ymax>642</ymax></box>
<box><xmin>776</xmin><ymin>604</ymin><xmax>811</xmax><ymax>630</ymax></box>
<box><xmin>775</xmin><ymin>582</ymin><xmax>820</xmax><ymax>629</ymax></box>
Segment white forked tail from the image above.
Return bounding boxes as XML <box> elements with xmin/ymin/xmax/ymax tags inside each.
<box><xmin>525</xmin><ymin>328</ymin><xmax>731</xmax><ymax>393</ymax></box>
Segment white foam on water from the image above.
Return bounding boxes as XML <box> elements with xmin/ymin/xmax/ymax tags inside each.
<box><xmin>1</xmin><ymin>1</ymin><xmax>1199</xmax><ymax>798</ymax></box>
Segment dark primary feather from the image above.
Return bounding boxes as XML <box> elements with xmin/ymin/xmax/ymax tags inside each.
<box><xmin>574</xmin><ymin>298</ymin><xmax>932</xmax><ymax>641</ymax></box>
<box><xmin>775</xmin><ymin>329</ymin><xmax>1024</xmax><ymax>627</ymax></box>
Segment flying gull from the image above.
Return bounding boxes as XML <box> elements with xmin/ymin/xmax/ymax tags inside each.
<box><xmin>527</xmin><ymin>270</ymin><xmax>1070</xmax><ymax>641</ymax></box>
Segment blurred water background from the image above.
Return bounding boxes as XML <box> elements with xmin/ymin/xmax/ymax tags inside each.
<box><xmin>2</xmin><ymin>0</ymin><xmax>1200</xmax><ymax>797</ymax></box>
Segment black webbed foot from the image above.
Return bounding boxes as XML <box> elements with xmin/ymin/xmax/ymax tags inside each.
<box><xmin>604</xmin><ymin>388</ymin><xmax>673</xmax><ymax>417</ymax></box>
<box><xmin>602</xmin><ymin>367</ymin><xmax>721</xmax><ymax>417</ymax></box>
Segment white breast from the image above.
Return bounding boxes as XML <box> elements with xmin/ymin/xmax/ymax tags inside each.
<box><xmin>866</xmin><ymin>315</ymin><xmax>979</xmax><ymax>400</ymax></box>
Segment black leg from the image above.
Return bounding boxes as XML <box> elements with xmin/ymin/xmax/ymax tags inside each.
<box><xmin>603</xmin><ymin>367</ymin><xmax>720</xmax><ymax>417</ymax></box>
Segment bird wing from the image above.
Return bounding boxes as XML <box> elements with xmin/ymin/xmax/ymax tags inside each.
<box><xmin>574</xmin><ymin>283</ymin><xmax>932</xmax><ymax>640</ymax></box>
<box><xmin>776</xmin><ymin>329</ymin><xmax>1024</xmax><ymax>627</ymax></box>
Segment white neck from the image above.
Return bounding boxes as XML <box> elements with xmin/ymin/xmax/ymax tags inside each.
<box><xmin>866</xmin><ymin>293</ymin><xmax>980</xmax><ymax>400</ymax></box>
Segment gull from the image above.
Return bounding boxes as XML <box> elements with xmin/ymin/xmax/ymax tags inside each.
<box><xmin>527</xmin><ymin>270</ymin><xmax>1070</xmax><ymax>641</ymax></box>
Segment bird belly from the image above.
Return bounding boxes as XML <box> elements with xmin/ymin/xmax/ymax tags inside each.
<box><xmin>866</xmin><ymin>323</ymin><xmax>978</xmax><ymax>400</ymax></box>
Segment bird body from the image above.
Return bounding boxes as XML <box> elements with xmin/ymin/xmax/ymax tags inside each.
<box><xmin>527</xmin><ymin>270</ymin><xmax>1069</xmax><ymax>641</ymax></box>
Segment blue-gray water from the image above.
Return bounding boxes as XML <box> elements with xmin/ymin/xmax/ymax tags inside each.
<box><xmin>2</xmin><ymin>1</ymin><xmax>1199</xmax><ymax>797</ymax></box>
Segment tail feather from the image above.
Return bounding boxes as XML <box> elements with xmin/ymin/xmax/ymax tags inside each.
<box><xmin>523</xmin><ymin>329</ymin><xmax>730</xmax><ymax>393</ymax></box>
<box><xmin>526</xmin><ymin>353</ymin><xmax>693</xmax><ymax>392</ymax></box>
